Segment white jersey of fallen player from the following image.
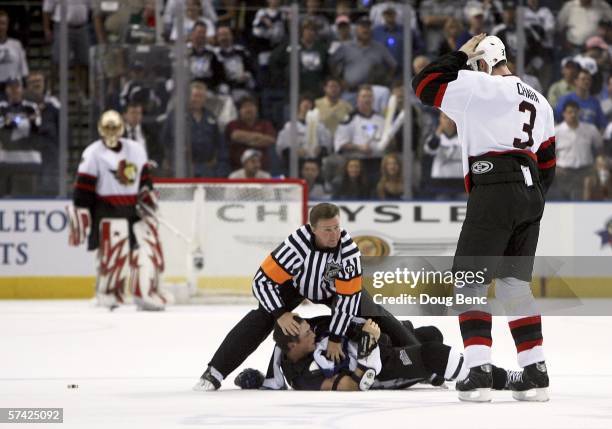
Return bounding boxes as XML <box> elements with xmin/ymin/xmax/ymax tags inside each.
<box><xmin>439</xmin><ymin>71</ymin><xmax>555</xmax><ymax>180</ymax></box>
<box><xmin>78</xmin><ymin>138</ymin><xmax>148</xmax><ymax>199</ymax></box>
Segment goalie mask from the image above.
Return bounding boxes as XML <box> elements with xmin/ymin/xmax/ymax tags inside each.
<box><xmin>468</xmin><ymin>35</ymin><xmax>506</xmax><ymax>75</ymax></box>
<box><xmin>98</xmin><ymin>110</ymin><xmax>125</xmax><ymax>149</ymax></box>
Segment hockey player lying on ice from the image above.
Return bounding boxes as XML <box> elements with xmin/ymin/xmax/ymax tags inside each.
<box><xmin>234</xmin><ymin>314</ymin><xmax>520</xmax><ymax>393</ymax></box>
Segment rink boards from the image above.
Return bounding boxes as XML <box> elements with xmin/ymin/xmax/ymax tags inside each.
<box><xmin>0</xmin><ymin>200</ymin><xmax>611</xmax><ymax>298</ymax></box>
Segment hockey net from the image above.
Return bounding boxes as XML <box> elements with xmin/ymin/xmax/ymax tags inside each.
<box><xmin>153</xmin><ymin>178</ymin><xmax>307</xmax><ymax>303</ymax></box>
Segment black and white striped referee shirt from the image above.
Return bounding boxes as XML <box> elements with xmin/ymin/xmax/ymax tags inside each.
<box><xmin>252</xmin><ymin>225</ymin><xmax>362</xmax><ymax>341</ymax></box>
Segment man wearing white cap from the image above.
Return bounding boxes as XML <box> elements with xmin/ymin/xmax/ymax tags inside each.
<box><xmin>228</xmin><ymin>148</ymin><xmax>271</xmax><ymax>179</ymax></box>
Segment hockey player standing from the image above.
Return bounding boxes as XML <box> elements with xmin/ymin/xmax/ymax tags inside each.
<box><xmin>412</xmin><ymin>34</ymin><xmax>556</xmax><ymax>402</ymax></box>
<box><xmin>68</xmin><ymin>110</ymin><xmax>169</xmax><ymax>311</ymax></box>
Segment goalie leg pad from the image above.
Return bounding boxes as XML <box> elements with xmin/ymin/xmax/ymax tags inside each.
<box><xmin>97</xmin><ymin>219</ymin><xmax>131</xmax><ymax>307</ymax></box>
<box><xmin>131</xmin><ymin>219</ymin><xmax>170</xmax><ymax>310</ymax></box>
<box><xmin>67</xmin><ymin>205</ymin><xmax>91</xmax><ymax>246</ymax></box>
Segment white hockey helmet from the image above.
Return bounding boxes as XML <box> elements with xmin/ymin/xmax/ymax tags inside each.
<box><xmin>468</xmin><ymin>35</ymin><xmax>506</xmax><ymax>75</ymax></box>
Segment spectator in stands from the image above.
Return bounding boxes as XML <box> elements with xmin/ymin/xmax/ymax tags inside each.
<box><xmin>419</xmin><ymin>0</ymin><xmax>464</xmax><ymax>55</ymax></box>
<box><xmin>188</xmin><ymin>22</ymin><xmax>225</xmax><ymax>92</ymax></box>
<box><xmin>225</xmin><ymin>96</ymin><xmax>276</xmax><ymax>171</ymax></box>
<box><xmin>122</xmin><ymin>102</ymin><xmax>160</xmax><ymax>163</ymax></box>
<box><xmin>330</xmin><ymin>16</ymin><xmax>397</xmax><ymax>98</ymax></box>
<box><xmin>492</xmin><ymin>0</ymin><xmax>541</xmax><ymax>65</ymax></box>
<box><xmin>0</xmin><ymin>78</ymin><xmax>41</xmax><ymax>142</ymax></box>
<box><xmin>334</xmin><ymin>85</ymin><xmax>385</xmax><ymax>158</ymax></box>
<box><xmin>161</xmin><ymin>81</ymin><xmax>226</xmax><ymax>178</ymax></box>
<box><xmin>456</xmin><ymin>4</ymin><xmax>485</xmax><ymax>52</ymax></box>
<box><xmin>557</xmin><ymin>0</ymin><xmax>612</xmax><ymax>52</ymax></box>
<box><xmin>552</xmin><ymin>101</ymin><xmax>603</xmax><ymax>200</ymax></box>
<box><xmin>300</xmin><ymin>159</ymin><xmax>330</xmax><ymax>200</ymax></box>
<box><xmin>584</xmin><ymin>36</ymin><xmax>610</xmax><ymax>94</ymax></box>
<box><xmin>301</xmin><ymin>0</ymin><xmax>332</xmax><ymax>43</ymax></box>
<box><xmin>24</xmin><ymin>70</ymin><xmax>59</xmax><ymax>132</ymax></box>
<box><xmin>369</xmin><ymin>1</ymin><xmax>405</xmax><ymax>27</ymax></box>
<box><xmin>270</xmin><ymin>19</ymin><xmax>329</xmax><ymax>98</ymax></box>
<box><xmin>42</xmin><ymin>0</ymin><xmax>90</xmax><ymax>101</ymax></box>
<box><xmin>555</xmin><ymin>69</ymin><xmax>606</xmax><ymax>130</ymax></box>
<box><xmin>0</xmin><ymin>10</ymin><xmax>29</xmax><ymax>93</ymax></box>
<box><xmin>548</xmin><ymin>58</ymin><xmax>579</xmax><ymax>110</ymax></box>
<box><xmin>584</xmin><ymin>155</ymin><xmax>612</xmax><ymax>200</ymax></box>
<box><xmin>315</xmin><ymin>76</ymin><xmax>353</xmax><ymax>135</ymax></box>
<box><xmin>524</xmin><ymin>0</ymin><xmax>555</xmax><ymax>88</ymax></box>
<box><xmin>123</xmin><ymin>0</ymin><xmax>157</xmax><ymax>45</ymax></box>
<box><xmin>332</xmin><ymin>158</ymin><xmax>372</xmax><ymax>200</ymax></box>
<box><xmin>437</xmin><ymin>17</ymin><xmax>463</xmax><ymax>57</ymax></box>
<box><xmin>423</xmin><ymin>111</ymin><xmax>465</xmax><ymax>199</ymax></box>
<box><xmin>375</xmin><ymin>153</ymin><xmax>404</xmax><ymax>200</ymax></box>
<box><xmin>118</xmin><ymin>61</ymin><xmax>164</xmax><ymax>116</ymax></box>
<box><xmin>329</xmin><ymin>15</ymin><xmax>353</xmax><ymax>55</ymax></box>
<box><xmin>93</xmin><ymin>0</ymin><xmax>143</xmax><ymax>44</ymax></box>
<box><xmin>600</xmin><ymin>74</ymin><xmax>612</xmax><ymax>122</ymax></box>
<box><xmin>0</xmin><ymin>77</ymin><xmax>43</xmax><ymax>196</ymax></box>
<box><xmin>276</xmin><ymin>94</ymin><xmax>332</xmax><ymax>171</ymax></box>
<box><xmin>23</xmin><ymin>71</ymin><xmax>59</xmax><ymax>196</ymax></box>
<box><xmin>164</xmin><ymin>0</ymin><xmax>217</xmax><ymax>38</ymax></box>
<box><xmin>169</xmin><ymin>0</ymin><xmax>215</xmax><ymax>43</ymax></box>
<box><xmin>215</xmin><ymin>25</ymin><xmax>255</xmax><ymax>103</ymax></box>
<box><xmin>372</xmin><ymin>7</ymin><xmax>424</xmax><ymax>73</ymax></box>
<box><xmin>216</xmin><ymin>0</ymin><xmax>248</xmax><ymax>40</ymax></box>
<box><xmin>252</xmin><ymin>0</ymin><xmax>287</xmax><ymax>73</ymax></box>
<box><xmin>604</xmin><ymin>115</ymin><xmax>612</xmax><ymax>156</ymax></box>
<box><xmin>229</xmin><ymin>149</ymin><xmax>271</xmax><ymax>179</ymax></box>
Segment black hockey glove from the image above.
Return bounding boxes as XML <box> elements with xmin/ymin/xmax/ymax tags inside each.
<box><xmin>356</xmin><ymin>329</ymin><xmax>378</xmax><ymax>359</ymax></box>
<box><xmin>234</xmin><ymin>368</ymin><xmax>264</xmax><ymax>389</ymax></box>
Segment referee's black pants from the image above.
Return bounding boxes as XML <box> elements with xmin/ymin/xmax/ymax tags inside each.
<box><xmin>208</xmin><ymin>287</ymin><xmax>417</xmax><ymax>378</ymax></box>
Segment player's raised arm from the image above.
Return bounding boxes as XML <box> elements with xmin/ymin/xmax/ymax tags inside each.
<box><xmin>411</xmin><ymin>34</ymin><xmax>486</xmax><ymax>112</ymax></box>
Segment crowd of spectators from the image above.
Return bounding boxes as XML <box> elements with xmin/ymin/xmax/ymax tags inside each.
<box><xmin>1</xmin><ymin>0</ymin><xmax>612</xmax><ymax>201</ymax></box>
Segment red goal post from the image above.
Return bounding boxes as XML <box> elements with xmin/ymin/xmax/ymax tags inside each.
<box><xmin>152</xmin><ymin>178</ymin><xmax>308</xmax><ymax>301</ymax></box>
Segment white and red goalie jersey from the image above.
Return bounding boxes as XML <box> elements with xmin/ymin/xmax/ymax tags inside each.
<box><xmin>73</xmin><ymin>138</ymin><xmax>152</xmax><ymax>250</ymax></box>
<box><xmin>412</xmin><ymin>51</ymin><xmax>556</xmax><ymax>193</ymax></box>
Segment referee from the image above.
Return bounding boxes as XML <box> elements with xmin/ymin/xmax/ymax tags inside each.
<box><xmin>194</xmin><ymin>202</ymin><xmax>416</xmax><ymax>390</ymax></box>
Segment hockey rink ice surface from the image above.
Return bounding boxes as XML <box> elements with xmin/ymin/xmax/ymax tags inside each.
<box><xmin>1</xmin><ymin>300</ymin><xmax>611</xmax><ymax>429</ymax></box>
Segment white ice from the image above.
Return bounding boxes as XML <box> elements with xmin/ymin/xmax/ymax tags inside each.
<box><xmin>1</xmin><ymin>300</ymin><xmax>611</xmax><ymax>429</ymax></box>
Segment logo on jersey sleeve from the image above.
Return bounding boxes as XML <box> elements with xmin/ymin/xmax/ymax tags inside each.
<box><xmin>111</xmin><ymin>159</ymin><xmax>138</xmax><ymax>185</ymax></box>
<box><xmin>471</xmin><ymin>161</ymin><xmax>494</xmax><ymax>174</ymax></box>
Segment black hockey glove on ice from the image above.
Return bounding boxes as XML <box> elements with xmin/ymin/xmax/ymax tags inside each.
<box><xmin>234</xmin><ymin>368</ymin><xmax>264</xmax><ymax>389</ymax></box>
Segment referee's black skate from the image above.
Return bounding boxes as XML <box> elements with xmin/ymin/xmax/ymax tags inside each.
<box><xmin>193</xmin><ymin>367</ymin><xmax>221</xmax><ymax>391</ymax></box>
<box><xmin>507</xmin><ymin>361</ymin><xmax>549</xmax><ymax>402</ymax></box>
<box><xmin>456</xmin><ymin>364</ymin><xmax>493</xmax><ymax>402</ymax></box>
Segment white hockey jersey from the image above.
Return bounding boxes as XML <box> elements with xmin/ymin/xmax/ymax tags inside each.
<box><xmin>73</xmin><ymin>138</ymin><xmax>152</xmax><ymax>250</ymax></box>
<box><xmin>412</xmin><ymin>51</ymin><xmax>556</xmax><ymax>192</ymax></box>
<box><xmin>75</xmin><ymin>138</ymin><xmax>149</xmax><ymax>205</ymax></box>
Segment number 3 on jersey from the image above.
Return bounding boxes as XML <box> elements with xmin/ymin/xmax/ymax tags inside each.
<box><xmin>513</xmin><ymin>101</ymin><xmax>537</xmax><ymax>149</ymax></box>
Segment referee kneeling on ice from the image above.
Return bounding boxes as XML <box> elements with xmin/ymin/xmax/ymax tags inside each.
<box><xmin>194</xmin><ymin>202</ymin><xmax>417</xmax><ymax>390</ymax></box>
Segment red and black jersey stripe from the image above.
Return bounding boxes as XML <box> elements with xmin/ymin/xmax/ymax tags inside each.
<box><xmin>73</xmin><ymin>173</ymin><xmax>97</xmax><ymax>209</ymax></box>
<box><xmin>412</xmin><ymin>51</ymin><xmax>469</xmax><ymax>108</ymax></box>
<box><xmin>536</xmin><ymin>136</ymin><xmax>556</xmax><ymax>194</ymax></box>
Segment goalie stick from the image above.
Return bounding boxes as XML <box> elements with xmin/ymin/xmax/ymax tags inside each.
<box><xmin>138</xmin><ymin>191</ymin><xmax>204</xmax><ymax>297</ymax></box>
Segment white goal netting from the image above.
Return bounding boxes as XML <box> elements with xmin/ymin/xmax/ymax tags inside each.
<box><xmin>154</xmin><ymin>179</ymin><xmax>307</xmax><ymax>303</ymax></box>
